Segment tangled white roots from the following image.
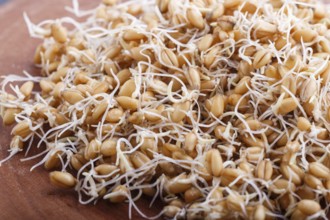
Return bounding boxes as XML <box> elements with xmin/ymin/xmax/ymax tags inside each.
<box><xmin>1</xmin><ymin>0</ymin><xmax>330</xmax><ymax>219</ymax></box>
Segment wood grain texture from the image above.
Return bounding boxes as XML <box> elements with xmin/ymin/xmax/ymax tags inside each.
<box><xmin>0</xmin><ymin>1</ymin><xmax>161</xmax><ymax>219</ymax></box>
<box><xmin>1</xmin><ymin>0</ymin><xmax>330</xmax><ymax>219</ymax></box>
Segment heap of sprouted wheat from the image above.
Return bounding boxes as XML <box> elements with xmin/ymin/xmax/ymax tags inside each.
<box><xmin>2</xmin><ymin>0</ymin><xmax>330</xmax><ymax>219</ymax></box>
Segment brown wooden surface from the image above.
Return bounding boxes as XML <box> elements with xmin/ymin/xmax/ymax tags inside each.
<box><xmin>0</xmin><ymin>1</ymin><xmax>161</xmax><ymax>219</ymax></box>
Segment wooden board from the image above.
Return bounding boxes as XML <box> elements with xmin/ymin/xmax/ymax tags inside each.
<box><xmin>0</xmin><ymin>1</ymin><xmax>161</xmax><ymax>219</ymax></box>
<box><xmin>1</xmin><ymin>0</ymin><xmax>330</xmax><ymax>219</ymax></box>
